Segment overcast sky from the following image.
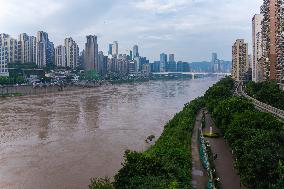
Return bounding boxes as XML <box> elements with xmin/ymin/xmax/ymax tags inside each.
<box><xmin>0</xmin><ymin>0</ymin><xmax>262</xmax><ymax>62</ymax></box>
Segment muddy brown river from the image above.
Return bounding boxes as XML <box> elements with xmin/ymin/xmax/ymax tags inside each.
<box><xmin>0</xmin><ymin>78</ymin><xmax>218</xmax><ymax>189</ymax></box>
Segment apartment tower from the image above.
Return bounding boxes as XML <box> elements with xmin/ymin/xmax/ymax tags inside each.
<box><xmin>232</xmin><ymin>39</ymin><xmax>249</xmax><ymax>81</ymax></box>
<box><xmin>261</xmin><ymin>0</ymin><xmax>284</xmax><ymax>81</ymax></box>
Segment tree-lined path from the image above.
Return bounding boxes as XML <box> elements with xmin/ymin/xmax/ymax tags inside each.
<box><xmin>203</xmin><ymin>110</ymin><xmax>243</xmax><ymax>189</ymax></box>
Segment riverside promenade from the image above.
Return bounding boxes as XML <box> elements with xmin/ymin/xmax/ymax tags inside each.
<box><xmin>204</xmin><ymin>110</ymin><xmax>243</xmax><ymax>189</ymax></box>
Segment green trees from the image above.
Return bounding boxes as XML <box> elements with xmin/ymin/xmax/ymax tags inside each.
<box><xmin>80</xmin><ymin>70</ymin><xmax>100</xmax><ymax>81</ymax></box>
<box><xmin>246</xmin><ymin>81</ymin><xmax>284</xmax><ymax>110</ymax></box>
<box><xmin>89</xmin><ymin>98</ymin><xmax>205</xmax><ymax>189</ymax></box>
<box><xmin>205</xmin><ymin>78</ymin><xmax>284</xmax><ymax>189</ymax></box>
<box><xmin>0</xmin><ymin>76</ymin><xmax>25</xmax><ymax>85</ymax></box>
<box><xmin>204</xmin><ymin>77</ymin><xmax>234</xmax><ymax>112</ymax></box>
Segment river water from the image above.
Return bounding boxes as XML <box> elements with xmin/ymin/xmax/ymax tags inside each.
<box><xmin>0</xmin><ymin>78</ymin><xmax>218</xmax><ymax>189</ymax></box>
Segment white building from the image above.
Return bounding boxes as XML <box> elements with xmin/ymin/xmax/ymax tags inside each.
<box><xmin>64</xmin><ymin>38</ymin><xmax>79</xmax><ymax>69</ymax></box>
<box><xmin>18</xmin><ymin>33</ymin><xmax>36</xmax><ymax>63</ymax></box>
<box><xmin>112</xmin><ymin>41</ymin><xmax>118</xmax><ymax>57</ymax></box>
<box><xmin>0</xmin><ymin>46</ymin><xmax>9</xmax><ymax>76</ymax></box>
<box><xmin>0</xmin><ymin>33</ymin><xmax>18</xmax><ymax>63</ymax></box>
<box><xmin>55</xmin><ymin>45</ymin><xmax>66</xmax><ymax>67</ymax></box>
<box><xmin>252</xmin><ymin>14</ymin><xmax>264</xmax><ymax>82</ymax></box>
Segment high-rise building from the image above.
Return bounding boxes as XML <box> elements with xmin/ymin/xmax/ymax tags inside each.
<box><xmin>108</xmin><ymin>44</ymin><xmax>113</xmax><ymax>55</ymax></box>
<box><xmin>98</xmin><ymin>51</ymin><xmax>108</xmax><ymax>76</ymax></box>
<box><xmin>129</xmin><ymin>50</ymin><xmax>133</xmax><ymax>60</ymax></box>
<box><xmin>167</xmin><ymin>54</ymin><xmax>176</xmax><ymax>72</ymax></box>
<box><xmin>112</xmin><ymin>41</ymin><xmax>118</xmax><ymax>57</ymax></box>
<box><xmin>134</xmin><ymin>56</ymin><xmax>140</xmax><ymax>72</ymax></box>
<box><xmin>252</xmin><ymin>14</ymin><xmax>264</xmax><ymax>82</ymax></box>
<box><xmin>0</xmin><ymin>45</ymin><xmax>9</xmax><ymax>76</ymax></box>
<box><xmin>133</xmin><ymin>45</ymin><xmax>139</xmax><ymax>58</ymax></box>
<box><xmin>211</xmin><ymin>53</ymin><xmax>220</xmax><ymax>73</ymax></box>
<box><xmin>160</xmin><ymin>53</ymin><xmax>167</xmax><ymax>72</ymax></box>
<box><xmin>55</xmin><ymin>45</ymin><xmax>66</xmax><ymax>67</ymax></box>
<box><xmin>261</xmin><ymin>0</ymin><xmax>284</xmax><ymax>81</ymax></box>
<box><xmin>64</xmin><ymin>38</ymin><xmax>79</xmax><ymax>69</ymax></box>
<box><xmin>84</xmin><ymin>35</ymin><xmax>98</xmax><ymax>71</ymax></box>
<box><xmin>169</xmin><ymin>54</ymin><xmax>175</xmax><ymax>62</ymax></box>
<box><xmin>36</xmin><ymin>31</ymin><xmax>49</xmax><ymax>67</ymax></box>
<box><xmin>0</xmin><ymin>33</ymin><xmax>18</xmax><ymax>63</ymax></box>
<box><xmin>18</xmin><ymin>33</ymin><xmax>36</xmax><ymax>64</ymax></box>
<box><xmin>232</xmin><ymin>39</ymin><xmax>249</xmax><ymax>81</ymax></box>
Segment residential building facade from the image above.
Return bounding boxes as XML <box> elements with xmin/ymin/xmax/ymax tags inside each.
<box><xmin>55</xmin><ymin>45</ymin><xmax>66</xmax><ymax>67</ymax></box>
<box><xmin>232</xmin><ymin>39</ymin><xmax>249</xmax><ymax>81</ymax></box>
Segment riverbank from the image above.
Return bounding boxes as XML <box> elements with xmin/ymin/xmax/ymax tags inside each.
<box><xmin>0</xmin><ymin>76</ymin><xmax>209</xmax><ymax>98</ymax></box>
<box><xmin>0</xmin><ymin>78</ymin><xmax>218</xmax><ymax>189</ymax></box>
<box><xmin>89</xmin><ymin>77</ymin><xmax>284</xmax><ymax>189</ymax></box>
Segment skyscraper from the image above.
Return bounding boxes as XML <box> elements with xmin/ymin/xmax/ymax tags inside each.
<box><xmin>65</xmin><ymin>38</ymin><xmax>79</xmax><ymax>69</ymax></box>
<box><xmin>98</xmin><ymin>51</ymin><xmax>108</xmax><ymax>76</ymax></box>
<box><xmin>252</xmin><ymin>14</ymin><xmax>264</xmax><ymax>82</ymax></box>
<box><xmin>112</xmin><ymin>41</ymin><xmax>118</xmax><ymax>57</ymax></box>
<box><xmin>168</xmin><ymin>54</ymin><xmax>176</xmax><ymax>72</ymax></box>
<box><xmin>133</xmin><ymin>45</ymin><xmax>139</xmax><ymax>58</ymax></box>
<box><xmin>169</xmin><ymin>54</ymin><xmax>175</xmax><ymax>62</ymax></box>
<box><xmin>261</xmin><ymin>0</ymin><xmax>283</xmax><ymax>81</ymax></box>
<box><xmin>108</xmin><ymin>44</ymin><xmax>113</xmax><ymax>55</ymax></box>
<box><xmin>232</xmin><ymin>39</ymin><xmax>249</xmax><ymax>81</ymax></box>
<box><xmin>36</xmin><ymin>31</ymin><xmax>50</xmax><ymax>67</ymax></box>
<box><xmin>211</xmin><ymin>53</ymin><xmax>219</xmax><ymax>73</ymax></box>
<box><xmin>55</xmin><ymin>45</ymin><xmax>66</xmax><ymax>67</ymax></box>
<box><xmin>160</xmin><ymin>53</ymin><xmax>167</xmax><ymax>72</ymax></box>
<box><xmin>129</xmin><ymin>50</ymin><xmax>133</xmax><ymax>60</ymax></box>
<box><xmin>18</xmin><ymin>33</ymin><xmax>36</xmax><ymax>64</ymax></box>
<box><xmin>84</xmin><ymin>35</ymin><xmax>98</xmax><ymax>71</ymax></box>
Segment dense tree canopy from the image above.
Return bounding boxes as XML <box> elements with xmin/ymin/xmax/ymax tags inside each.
<box><xmin>206</xmin><ymin>78</ymin><xmax>284</xmax><ymax>189</ymax></box>
<box><xmin>246</xmin><ymin>81</ymin><xmax>284</xmax><ymax>110</ymax></box>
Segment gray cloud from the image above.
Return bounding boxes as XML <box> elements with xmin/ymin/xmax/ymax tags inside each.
<box><xmin>0</xmin><ymin>0</ymin><xmax>262</xmax><ymax>62</ymax></box>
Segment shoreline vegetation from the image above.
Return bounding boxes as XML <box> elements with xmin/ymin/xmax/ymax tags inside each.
<box><xmin>89</xmin><ymin>77</ymin><xmax>284</xmax><ymax>189</ymax></box>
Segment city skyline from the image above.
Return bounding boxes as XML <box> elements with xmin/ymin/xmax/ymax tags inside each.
<box><xmin>0</xmin><ymin>0</ymin><xmax>262</xmax><ymax>62</ymax></box>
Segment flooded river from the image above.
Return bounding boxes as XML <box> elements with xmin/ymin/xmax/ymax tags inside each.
<box><xmin>0</xmin><ymin>78</ymin><xmax>218</xmax><ymax>189</ymax></box>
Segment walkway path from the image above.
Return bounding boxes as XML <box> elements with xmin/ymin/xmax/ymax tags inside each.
<box><xmin>204</xmin><ymin>110</ymin><xmax>243</xmax><ymax>189</ymax></box>
<box><xmin>191</xmin><ymin>110</ymin><xmax>208</xmax><ymax>189</ymax></box>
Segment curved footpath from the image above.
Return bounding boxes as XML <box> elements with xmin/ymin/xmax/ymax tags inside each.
<box><xmin>191</xmin><ymin>110</ymin><xmax>208</xmax><ymax>189</ymax></box>
<box><xmin>204</xmin><ymin>110</ymin><xmax>244</xmax><ymax>189</ymax></box>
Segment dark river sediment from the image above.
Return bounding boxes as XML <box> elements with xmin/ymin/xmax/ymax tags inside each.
<box><xmin>0</xmin><ymin>78</ymin><xmax>218</xmax><ymax>189</ymax></box>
